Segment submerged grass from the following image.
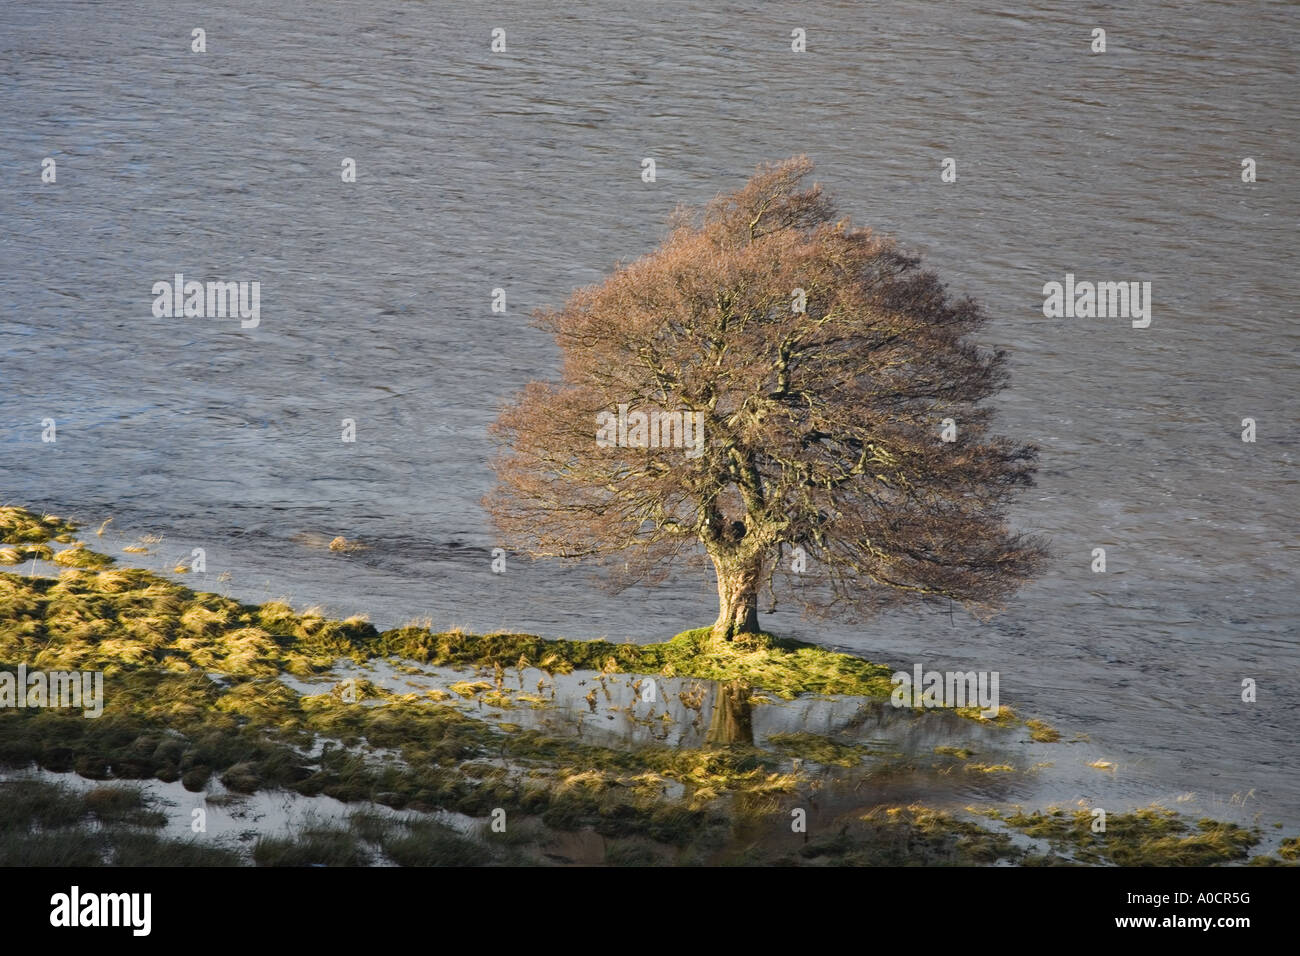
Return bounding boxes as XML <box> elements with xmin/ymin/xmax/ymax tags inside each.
<box><xmin>993</xmin><ymin>806</ymin><xmax>1260</xmax><ymax>866</ymax></box>
<box><xmin>1024</xmin><ymin>719</ymin><xmax>1062</xmax><ymax>743</ymax></box>
<box><xmin>0</xmin><ymin>777</ymin><xmax>239</xmax><ymax>866</ymax></box>
<box><xmin>726</xmin><ymin>804</ymin><xmax>1023</xmax><ymax>867</ymax></box>
<box><xmin>254</xmin><ymin>825</ymin><xmax>372</xmax><ymax>867</ymax></box>
<box><xmin>765</xmin><ymin>732</ymin><xmax>877</xmax><ymax>767</ymax></box>
<box><xmin>254</xmin><ymin>812</ymin><xmax>534</xmax><ymax>866</ymax></box>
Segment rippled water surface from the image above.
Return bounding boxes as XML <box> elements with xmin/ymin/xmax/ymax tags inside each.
<box><xmin>2</xmin><ymin>1</ymin><xmax>1297</xmax><ymax>822</ymax></box>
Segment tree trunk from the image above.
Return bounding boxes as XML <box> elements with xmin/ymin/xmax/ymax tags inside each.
<box><xmin>711</xmin><ymin>553</ymin><xmax>761</xmax><ymax>642</ymax></box>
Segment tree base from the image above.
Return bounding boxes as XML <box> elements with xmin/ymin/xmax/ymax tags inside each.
<box><xmin>710</xmin><ymin>558</ymin><xmax>761</xmax><ymax>644</ymax></box>
<box><xmin>710</xmin><ymin>610</ymin><xmax>759</xmax><ymax>644</ymax></box>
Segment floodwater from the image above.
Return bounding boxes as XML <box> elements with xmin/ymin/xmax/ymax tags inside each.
<box><xmin>2</xmin><ymin>1</ymin><xmax>1297</xmax><ymax>825</ymax></box>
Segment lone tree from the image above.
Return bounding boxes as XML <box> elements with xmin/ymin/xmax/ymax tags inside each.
<box><xmin>487</xmin><ymin>157</ymin><xmax>1045</xmax><ymax>643</ymax></box>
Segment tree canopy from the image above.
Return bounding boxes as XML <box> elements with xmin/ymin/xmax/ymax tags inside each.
<box><xmin>487</xmin><ymin>156</ymin><xmax>1045</xmax><ymax>641</ymax></box>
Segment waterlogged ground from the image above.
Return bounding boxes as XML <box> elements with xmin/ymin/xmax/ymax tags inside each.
<box><xmin>2</xmin><ymin>0</ymin><xmax>1297</xmax><ymax>840</ymax></box>
<box><xmin>1</xmin><ymin>509</ymin><xmax>1295</xmax><ymax>866</ymax></box>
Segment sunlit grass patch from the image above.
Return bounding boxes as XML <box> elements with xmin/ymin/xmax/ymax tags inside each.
<box><xmin>1025</xmin><ymin>718</ymin><xmax>1061</xmax><ymax>742</ymax></box>
<box><xmin>377</xmin><ymin>625</ymin><xmax>897</xmax><ymax>701</ymax></box>
<box><xmin>53</xmin><ymin>543</ymin><xmax>115</xmax><ymax>569</ymax></box>
<box><xmin>0</xmin><ymin>507</ymin><xmax>78</xmax><ymax>545</ymax></box>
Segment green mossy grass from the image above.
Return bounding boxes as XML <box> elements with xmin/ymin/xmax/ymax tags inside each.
<box><xmin>376</xmin><ymin>626</ymin><xmax>898</xmax><ymax>700</ymax></box>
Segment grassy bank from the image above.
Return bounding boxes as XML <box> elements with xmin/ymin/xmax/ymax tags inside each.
<box><xmin>0</xmin><ymin>505</ymin><xmax>1290</xmax><ymax>866</ymax></box>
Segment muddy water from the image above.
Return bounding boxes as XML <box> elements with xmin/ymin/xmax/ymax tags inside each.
<box><xmin>1</xmin><ymin>1</ymin><xmax>1297</xmax><ymax>824</ymax></box>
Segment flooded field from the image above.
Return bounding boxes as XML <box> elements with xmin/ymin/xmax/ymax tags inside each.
<box><xmin>2</xmin><ymin>0</ymin><xmax>1297</xmax><ymax>864</ymax></box>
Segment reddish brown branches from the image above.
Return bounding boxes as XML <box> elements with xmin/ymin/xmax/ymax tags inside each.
<box><xmin>486</xmin><ymin>156</ymin><xmax>1047</xmax><ymax>642</ymax></box>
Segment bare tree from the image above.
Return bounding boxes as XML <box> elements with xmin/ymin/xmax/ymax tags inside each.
<box><xmin>487</xmin><ymin>156</ymin><xmax>1046</xmax><ymax>643</ymax></box>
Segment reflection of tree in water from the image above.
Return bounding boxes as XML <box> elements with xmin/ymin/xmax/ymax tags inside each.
<box><xmin>706</xmin><ymin>680</ymin><xmax>754</xmax><ymax>746</ymax></box>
